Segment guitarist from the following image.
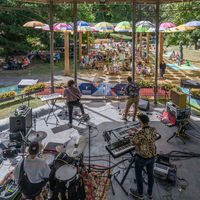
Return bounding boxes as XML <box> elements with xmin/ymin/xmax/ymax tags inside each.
<box><xmin>121</xmin><ymin>76</ymin><xmax>140</xmax><ymax>121</ymax></box>
<box><xmin>64</xmin><ymin>80</ymin><xmax>87</xmax><ymax>128</ymax></box>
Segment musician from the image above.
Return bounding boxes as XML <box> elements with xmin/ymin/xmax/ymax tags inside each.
<box><xmin>121</xmin><ymin>76</ymin><xmax>140</xmax><ymax>121</ymax></box>
<box><xmin>64</xmin><ymin>80</ymin><xmax>87</xmax><ymax>128</ymax></box>
<box><xmin>127</xmin><ymin>114</ymin><xmax>157</xmax><ymax>200</ymax></box>
<box><xmin>14</xmin><ymin>142</ymin><xmax>50</xmax><ymax>199</ymax></box>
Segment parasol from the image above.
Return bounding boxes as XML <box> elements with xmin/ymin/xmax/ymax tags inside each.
<box><xmin>23</xmin><ymin>21</ymin><xmax>45</xmax><ymax>27</ymax></box>
<box><xmin>176</xmin><ymin>24</ymin><xmax>195</xmax><ymax>31</ymax></box>
<box><xmin>95</xmin><ymin>22</ymin><xmax>114</xmax><ymax>32</ymax></box>
<box><xmin>184</xmin><ymin>21</ymin><xmax>200</xmax><ymax>27</ymax></box>
<box><xmin>115</xmin><ymin>21</ymin><xmax>131</xmax><ymax>32</ymax></box>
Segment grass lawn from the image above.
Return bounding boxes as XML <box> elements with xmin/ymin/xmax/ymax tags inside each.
<box><xmin>110</xmin><ymin>33</ymin><xmax>132</xmax><ymax>41</ymax></box>
<box><xmin>0</xmin><ymin>58</ymin><xmax>76</xmax><ymax>77</ymax></box>
<box><xmin>0</xmin><ymin>96</ymin><xmax>46</xmax><ymax>120</ymax></box>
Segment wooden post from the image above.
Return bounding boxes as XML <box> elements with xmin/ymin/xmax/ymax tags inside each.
<box><xmin>92</xmin><ymin>32</ymin><xmax>95</xmax><ymax>49</ymax></box>
<box><xmin>154</xmin><ymin>0</ymin><xmax>160</xmax><ymax>104</ymax></box>
<box><xmin>49</xmin><ymin>0</ymin><xmax>54</xmax><ymax>94</ymax></box>
<box><xmin>73</xmin><ymin>2</ymin><xmax>77</xmax><ymax>85</ymax></box>
<box><xmin>87</xmin><ymin>31</ymin><xmax>89</xmax><ymax>54</ymax></box>
<box><xmin>159</xmin><ymin>32</ymin><xmax>163</xmax><ymax>65</ymax></box>
<box><xmin>64</xmin><ymin>32</ymin><xmax>69</xmax><ymax>76</ymax></box>
<box><xmin>79</xmin><ymin>32</ymin><xmax>82</xmax><ymax>61</ymax></box>
<box><xmin>139</xmin><ymin>32</ymin><xmax>142</xmax><ymax>57</ymax></box>
<box><xmin>146</xmin><ymin>32</ymin><xmax>150</xmax><ymax>63</ymax></box>
<box><xmin>132</xmin><ymin>2</ymin><xmax>136</xmax><ymax>81</ymax></box>
<box><xmin>135</xmin><ymin>32</ymin><xmax>138</xmax><ymax>52</ymax></box>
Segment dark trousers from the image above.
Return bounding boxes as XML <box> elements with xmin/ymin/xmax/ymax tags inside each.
<box><xmin>68</xmin><ymin>100</ymin><xmax>85</xmax><ymax>123</ymax></box>
<box><xmin>135</xmin><ymin>155</ymin><xmax>155</xmax><ymax>196</ymax></box>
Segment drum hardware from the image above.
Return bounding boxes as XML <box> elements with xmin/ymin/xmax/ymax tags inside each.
<box><xmin>27</xmin><ymin>131</ymin><xmax>47</xmax><ymax>143</ymax></box>
<box><xmin>56</xmin><ymin>135</ymin><xmax>87</xmax><ymax>158</ymax></box>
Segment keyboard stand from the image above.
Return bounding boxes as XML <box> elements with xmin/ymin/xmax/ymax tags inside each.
<box><xmin>114</xmin><ymin>152</ymin><xmax>136</xmax><ymax>196</ymax></box>
<box><xmin>44</xmin><ymin>98</ymin><xmax>59</xmax><ymax>126</ymax></box>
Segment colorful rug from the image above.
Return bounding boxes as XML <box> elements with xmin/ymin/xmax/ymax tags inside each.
<box><xmin>167</xmin><ymin>63</ymin><xmax>199</xmax><ymax>70</ymax></box>
<box><xmin>80</xmin><ymin>165</ymin><xmax>111</xmax><ymax>200</ymax></box>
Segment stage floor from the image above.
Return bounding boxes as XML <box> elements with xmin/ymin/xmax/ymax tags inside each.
<box><xmin>0</xmin><ymin>102</ymin><xmax>200</xmax><ymax>200</ymax></box>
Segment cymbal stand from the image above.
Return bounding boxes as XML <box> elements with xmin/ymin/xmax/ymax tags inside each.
<box><xmin>19</xmin><ymin>131</ymin><xmax>30</xmax><ymax>158</ymax></box>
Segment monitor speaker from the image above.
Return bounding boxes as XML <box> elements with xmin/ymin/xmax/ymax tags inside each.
<box><xmin>138</xmin><ymin>98</ymin><xmax>150</xmax><ymax>111</ymax></box>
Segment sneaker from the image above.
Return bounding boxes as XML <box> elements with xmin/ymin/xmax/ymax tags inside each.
<box><xmin>130</xmin><ymin>188</ymin><xmax>144</xmax><ymax>200</ymax></box>
<box><xmin>48</xmin><ymin>190</ymin><xmax>53</xmax><ymax>199</ymax></box>
<box><xmin>147</xmin><ymin>194</ymin><xmax>153</xmax><ymax>199</ymax></box>
<box><xmin>68</xmin><ymin>123</ymin><xmax>72</xmax><ymax>128</ymax></box>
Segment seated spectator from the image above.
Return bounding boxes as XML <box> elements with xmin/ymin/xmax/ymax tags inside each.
<box><xmin>55</xmin><ymin>53</ymin><xmax>60</xmax><ymax>62</ymax></box>
<box><xmin>22</xmin><ymin>58</ymin><xmax>28</xmax><ymax>69</ymax></box>
<box><xmin>103</xmin><ymin>64</ymin><xmax>108</xmax><ymax>74</ymax></box>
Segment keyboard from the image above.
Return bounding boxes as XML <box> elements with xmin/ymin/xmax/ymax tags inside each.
<box><xmin>106</xmin><ymin>137</ymin><xmax>135</xmax><ymax>158</ymax></box>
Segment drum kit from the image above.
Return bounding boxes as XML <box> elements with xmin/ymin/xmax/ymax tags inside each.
<box><xmin>27</xmin><ymin>130</ymin><xmax>87</xmax><ymax>199</ymax></box>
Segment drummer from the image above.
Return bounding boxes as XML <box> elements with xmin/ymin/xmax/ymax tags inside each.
<box><xmin>14</xmin><ymin>142</ymin><xmax>50</xmax><ymax>199</ymax></box>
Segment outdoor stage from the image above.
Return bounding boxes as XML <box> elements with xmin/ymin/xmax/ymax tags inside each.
<box><xmin>0</xmin><ymin>101</ymin><xmax>200</xmax><ymax>200</ymax></box>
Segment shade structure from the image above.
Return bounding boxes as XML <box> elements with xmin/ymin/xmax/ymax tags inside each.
<box><xmin>136</xmin><ymin>27</ymin><xmax>150</xmax><ymax>32</ymax></box>
<box><xmin>184</xmin><ymin>21</ymin><xmax>200</xmax><ymax>27</ymax></box>
<box><xmin>176</xmin><ymin>24</ymin><xmax>195</xmax><ymax>31</ymax></box>
<box><xmin>23</xmin><ymin>21</ymin><xmax>45</xmax><ymax>27</ymax></box>
<box><xmin>136</xmin><ymin>21</ymin><xmax>155</xmax><ymax>28</ymax></box>
<box><xmin>95</xmin><ymin>22</ymin><xmax>114</xmax><ymax>32</ymax></box>
<box><xmin>35</xmin><ymin>24</ymin><xmax>49</xmax><ymax>29</ymax></box>
<box><xmin>160</xmin><ymin>22</ymin><xmax>176</xmax><ymax>29</ymax></box>
<box><xmin>115</xmin><ymin>21</ymin><xmax>131</xmax><ymax>32</ymax></box>
<box><xmin>41</xmin><ymin>23</ymin><xmax>73</xmax><ymax>31</ymax></box>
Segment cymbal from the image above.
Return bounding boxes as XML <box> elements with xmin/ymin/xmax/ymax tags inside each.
<box><xmin>56</xmin><ymin>135</ymin><xmax>87</xmax><ymax>158</ymax></box>
<box><xmin>27</xmin><ymin>131</ymin><xmax>47</xmax><ymax>142</ymax></box>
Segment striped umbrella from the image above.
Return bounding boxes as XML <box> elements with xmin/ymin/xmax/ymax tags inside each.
<box><xmin>184</xmin><ymin>21</ymin><xmax>200</xmax><ymax>27</ymax></box>
<box><xmin>115</xmin><ymin>21</ymin><xmax>131</xmax><ymax>32</ymax></box>
<box><xmin>95</xmin><ymin>22</ymin><xmax>114</xmax><ymax>32</ymax></box>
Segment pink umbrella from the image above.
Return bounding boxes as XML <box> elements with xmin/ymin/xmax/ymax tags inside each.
<box><xmin>42</xmin><ymin>23</ymin><xmax>73</xmax><ymax>31</ymax></box>
<box><xmin>160</xmin><ymin>23</ymin><xmax>176</xmax><ymax>29</ymax></box>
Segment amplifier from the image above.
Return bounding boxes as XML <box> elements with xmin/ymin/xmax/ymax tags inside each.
<box><xmin>166</xmin><ymin>102</ymin><xmax>190</xmax><ymax>123</ymax></box>
<box><xmin>170</xmin><ymin>90</ymin><xmax>187</xmax><ymax>108</ymax></box>
<box><xmin>9</xmin><ymin>106</ymin><xmax>32</xmax><ymax>135</ymax></box>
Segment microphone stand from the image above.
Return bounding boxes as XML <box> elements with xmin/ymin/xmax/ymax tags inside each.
<box><xmin>19</xmin><ymin>131</ymin><xmax>30</xmax><ymax>159</ymax></box>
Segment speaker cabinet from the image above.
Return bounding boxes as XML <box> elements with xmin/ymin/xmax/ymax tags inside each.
<box><xmin>9</xmin><ymin>107</ymin><xmax>32</xmax><ymax>134</ymax></box>
<box><xmin>170</xmin><ymin>90</ymin><xmax>187</xmax><ymax>108</ymax></box>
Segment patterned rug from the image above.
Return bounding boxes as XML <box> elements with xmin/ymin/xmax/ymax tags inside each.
<box><xmin>80</xmin><ymin>165</ymin><xmax>111</xmax><ymax>200</ymax></box>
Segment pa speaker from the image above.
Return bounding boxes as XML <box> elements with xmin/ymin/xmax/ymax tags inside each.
<box><xmin>138</xmin><ymin>99</ymin><xmax>150</xmax><ymax>111</ymax></box>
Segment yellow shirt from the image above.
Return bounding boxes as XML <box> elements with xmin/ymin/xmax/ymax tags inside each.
<box><xmin>130</xmin><ymin>126</ymin><xmax>157</xmax><ymax>159</ymax></box>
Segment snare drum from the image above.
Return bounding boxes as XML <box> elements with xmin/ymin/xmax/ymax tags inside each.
<box><xmin>55</xmin><ymin>164</ymin><xmax>77</xmax><ymax>183</ymax></box>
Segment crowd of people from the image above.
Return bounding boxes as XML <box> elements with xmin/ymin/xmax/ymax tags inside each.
<box><xmin>80</xmin><ymin>40</ymin><xmax>154</xmax><ymax>77</ymax></box>
<box><xmin>6</xmin><ymin>55</ymin><xmax>32</xmax><ymax>70</ymax></box>
<box><xmin>169</xmin><ymin>50</ymin><xmax>183</xmax><ymax>66</ymax></box>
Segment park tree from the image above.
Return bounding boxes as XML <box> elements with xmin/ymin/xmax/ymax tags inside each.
<box><xmin>161</xmin><ymin>2</ymin><xmax>200</xmax><ymax>48</ymax></box>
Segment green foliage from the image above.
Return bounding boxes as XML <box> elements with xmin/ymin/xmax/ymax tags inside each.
<box><xmin>0</xmin><ymin>91</ymin><xmax>17</xmax><ymax>100</ymax></box>
<box><xmin>162</xmin><ymin>2</ymin><xmax>200</xmax><ymax>46</ymax></box>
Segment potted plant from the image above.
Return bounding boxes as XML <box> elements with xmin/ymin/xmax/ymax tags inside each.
<box><xmin>21</xmin><ymin>82</ymin><xmax>47</xmax><ymax>95</ymax></box>
<box><xmin>0</xmin><ymin>91</ymin><xmax>17</xmax><ymax>103</ymax></box>
<box><xmin>137</xmin><ymin>80</ymin><xmax>154</xmax><ymax>88</ymax></box>
<box><xmin>160</xmin><ymin>83</ymin><xmax>176</xmax><ymax>91</ymax></box>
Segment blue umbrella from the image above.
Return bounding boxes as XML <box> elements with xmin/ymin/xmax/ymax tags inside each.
<box><xmin>184</xmin><ymin>21</ymin><xmax>200</xmax><ymax>27</ymax></box>
<box><xmin>77</xmin><ymin>21</ymin><xmax>90</xmax><ymax>27</ymax></box>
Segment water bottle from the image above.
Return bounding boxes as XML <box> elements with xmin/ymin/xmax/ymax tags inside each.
<box><xmin>14</xmin><ymin>109</ymin><xmax>18</xmax><ymax>117</ymax></box>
